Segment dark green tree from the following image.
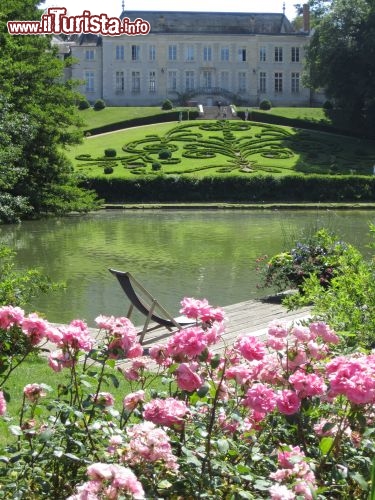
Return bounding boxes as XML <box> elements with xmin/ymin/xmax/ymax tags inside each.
<box><xmin>0</xmin><ymin>0</ymin><xmax>99</xmax><ymax>223</ymax></box>
<box><xmin>304</xmin><ymin>0</ymin><xmax>375</xmax><ymax>129</ymax></box>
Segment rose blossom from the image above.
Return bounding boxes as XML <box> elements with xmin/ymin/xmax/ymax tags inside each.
<box><xmin>234</xmin><ymin>335</ymin><xmax>265</xmax><ymax>361</ymax></box>
<box><xmin>91</xmin><ymin>392</ymin><xmax>115</xmax><ymax>407</ymax></box>
<box><xmin>175</xmin><ymin>363</ymin><xmax>203</xmax><ymax>392</ymax></box>
<box><xmin>166</xmin><ymin>327</ymin><xmax>208</xmax><ymax>359</ymax></box>
<box><xmin>289</xmin><ymin>370</ymin><xmax>327</xmax><ymax>398</ymax></box>
<box><xmin>276</xmin><ymin>390</ymin><xmax>301</xmax><ymax>415</ymax></box>
<box><xmin>143</xmin><ymin>397</ymin><xmax>188</xmax><ymax>428</ymax></box>
<box><xmin>242</xmin><ymin>383</ymin><xmax>277</xmax><ymax>413</ymax></box>
<box><xmin>124</xmin><ymin>421</ymin><xmax>179</xmax><ymax>471</ymax></box>
<box><xmin>123</xmin><ymin>390</ymin><xmax>145</xmax><ymax>411</ymax></box>
<box><xmin>0</xmin><ymin>391</ymin><xmax>6</xmax><ymax>416</ymax></box>
<box><xmin>0</xmin><ymin>305</ymin><xmax>24</xmax><ymax>329</ymax></box>
<box><xmin>268</xmin><ymin>319</ymin><xmax>290</xmax><ymax>338</ymax></box>
<box><xmin>23</xmin><ymin>383</ymin><xmax>46</xmax><ymax>403</ymax></box>
<box><xmin>270</xmin><ymin>484</ymin><xmax>296</xmax><ymax>499</ymax></box>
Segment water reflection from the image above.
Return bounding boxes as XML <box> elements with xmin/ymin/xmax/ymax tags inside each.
<box><xmin>1</xmin><ymin>209</ymin><xmax>374</xmax><ymax>325</ymax></box>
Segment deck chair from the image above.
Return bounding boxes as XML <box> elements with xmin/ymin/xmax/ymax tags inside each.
<box><xmin>109</xmin><ymin>269</ymin><xmax>196</xmax><ymax>343</ymax></box>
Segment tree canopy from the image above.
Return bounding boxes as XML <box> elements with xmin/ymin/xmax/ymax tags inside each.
<box><xmin>304</xmin><ymin>0</ymin><xmax>375</xmax><ymax>130</ymax></box>
<box><xmin>0</xmin><ymin>0</ymin><xmax>99</xmax><ymax>223</ymax></box>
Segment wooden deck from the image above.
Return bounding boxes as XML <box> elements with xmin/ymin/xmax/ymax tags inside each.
<box><xmin>138</xmin><ymin>299</ymin><xmax>311</xmax><ymax>356</ymax></box>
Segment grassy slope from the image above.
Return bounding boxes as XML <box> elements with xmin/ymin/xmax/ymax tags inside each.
<box><xmin>68</xmin><ymin>118</ymin><xmax>375</xmax><ymax>179</ymax></box>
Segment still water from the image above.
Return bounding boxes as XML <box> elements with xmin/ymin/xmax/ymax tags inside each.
<box><xmin>1</xmin><ymin>209</ymin><xmax>374</xmax><ymax>326</ymax></box>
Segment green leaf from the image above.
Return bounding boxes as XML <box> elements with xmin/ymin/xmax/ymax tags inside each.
<box><xmin>9</xmin><ymin>425</ymin><xmax>22</xmax><ymax>436</ymax></box>
<box><xmin>217</xmin><ymin>438</ymin><xmax>229</xmax><ymax>454</ymax></box>
<box><xmin>196</xmin><ymin>383</ymin><xmax>210</xmax><ymax>398</ymax></box>
<box><xmin>350</xmin><ymin>472</ymin><xmax>368</xmax><ymax>491</ymax></box>
<box><xmin>319</xmin><ymin>436</ymin><xmax>334</xmax><ymax>455</ymax></box>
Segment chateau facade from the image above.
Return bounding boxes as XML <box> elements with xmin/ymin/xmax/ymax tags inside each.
<box><xmin>58</xmin><ymin>9</ymin><xmax>314</xmax><ymax>107</ymax></box>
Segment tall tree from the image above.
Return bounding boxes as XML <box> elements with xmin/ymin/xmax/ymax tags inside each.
<box><xmin>304</xmin><ymin>0</ymin><xmax>375</xmax><ymax>129</ymax></box>
<box><xmin>0</xmin><ymin>0</ymin><xmax>98</xmax><ymax>223</ymax></box>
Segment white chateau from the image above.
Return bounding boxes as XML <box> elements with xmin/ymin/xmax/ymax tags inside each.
<box><xmin>56</xmin><ymin>7</ymin><xmax>316</xmax><ymax>107</ymax></box>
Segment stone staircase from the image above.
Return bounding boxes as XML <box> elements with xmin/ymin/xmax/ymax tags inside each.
<box><xmin>198</xmin><ymin>105</ymin><xmax>240</xmax><ymax>120</ymax></box>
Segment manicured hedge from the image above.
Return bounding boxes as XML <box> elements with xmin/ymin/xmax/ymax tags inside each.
<box><xmin>240</xmin><ymin>111</ymin><xmax>372</xmax><ymax>140</ymax></box>
<box><xmin>80</xmin><ymin>174</ymin><xmax>375</xmax><ymax>203</ymax></box>
<box><xmin>85</xmin><ymin>111</ymin><xmax>199</xmax><ymax>136</ymax></box>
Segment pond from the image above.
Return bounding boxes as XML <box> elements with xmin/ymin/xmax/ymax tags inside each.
<box><xmin>1</xmin><ymin>209</ymin><xmax>374</xmax><ymax>326</ymax></box>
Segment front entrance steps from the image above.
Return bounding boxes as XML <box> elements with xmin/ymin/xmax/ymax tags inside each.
<box><xmin>197</xmin><ymin>105</ymin><xmax>240</xmax><ymax>120</ymax></box>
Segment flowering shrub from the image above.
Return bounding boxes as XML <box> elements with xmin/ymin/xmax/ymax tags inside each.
<box><xmin>0</xmin><ymin>300</ymin><xmax>374</xmax><ymax>499</ymax></box>
<box><xmin>258</xmin><ymin>229</ymin><xmax>350</xmax><ymax>293</ymax></box>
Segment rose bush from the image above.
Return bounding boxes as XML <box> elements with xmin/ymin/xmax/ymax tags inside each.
<box><xmin>0</xmin><ymin>299</ymin><xmax>374</xmax><ymax>499</ymax></box>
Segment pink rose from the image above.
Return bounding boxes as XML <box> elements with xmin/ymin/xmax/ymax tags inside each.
<box><xmin>0</xmin><ymin>391</ymin><xmax>6</xmax><ymax>416</ymax></box>
<box><xmin>175</xmin><ymin>363</ymin><xmax>203</xmax><ymax>392</ymax></box>
<box><xmin>242</xmin><ymin>383</ymin><xmax>277</xmax><ymax>413</ymax></box>
<box><xmin>123</xmin><ymin>390</ymin><xmax>145</xmax><ymax>411</ymax></box>
<box><xmin>276</xmin><ymin>390</ymin><xmax>301</xmax><ymax>415</ymax></box>
<box><xmin>235</xmin><ymin>335</ymin><xmax>265</xmax><ymax>361</ymax></box>
<box><xmin>143</xmin><ymin>397</ymin><xmax>188</xmax><ymax>428</ymax></box>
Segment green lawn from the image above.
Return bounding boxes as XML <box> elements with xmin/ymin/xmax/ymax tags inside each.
<box><xmin>67</xmin><ymin>119</ymin><xmax>375</xmax><ymax>179</ymax></box>
<box><xmin>78</xmin><ymin>106</ymin><xmax>188</xmax><ymax>131</ymax></box>
<box><xmin>252</xmin><ymin>106</ymin><xmax>330</xmax><ymax>124</ymax></box>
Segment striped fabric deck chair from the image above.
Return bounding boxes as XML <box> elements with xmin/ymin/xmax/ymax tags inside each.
<box><xmin>109</xmin><ymin>269</ymin><xmax>195</xmax><ymax>343</ymax></box>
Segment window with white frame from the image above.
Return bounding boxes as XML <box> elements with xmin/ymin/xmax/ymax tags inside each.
<box><xmin>274</xmin><ymin>72</ymin><xmax>283</xmax><ymax>92</ymax></box>
<box><xmin>291</xmin><ymin>72</ymin><xmax>300</xmax><ymax>93</ymax></box>
<box><xmin>168</xmin><ymin>71</ymin><xmax>177</xmax><ymax>91</ymax></box>
<box><xmin>149</xmin><ymin>71</ymin><xmax>156</xmax><ymax>92</ymax></box>
<box><xmin>274</xmin><ymin>47</ymin><xmax>283</xmax><ymax>62</ymax></box>
<box><xmin>238</xmin><ymin>48</ymin><xmax>246</xmax><ymax>62</ymax></box>
<box><xmin>259</xmin><ymin>47</ymin><xmax>266</xmax><ymax>62</ymax></box>
<box><xmin>168</xmin><ymin>45</ymin><xmax>177</xmax><ymax>61</ymax></box>
<box><xmin>131</xmin><ymin>45</ymin><xmax>140</xmax><ymax>61</ymax></box>
<box><xmin>221</xmin><ymin>47</ymin><xmax>229</xmax><ymax>61</ymax></box>
<box><xmin>259</xmin><ymin>71</ymin><xmax>266</xmax><ymax>93</ymax></box>
<box><xmin>115</xmin><ymin>71</ymin><xmax>124</xmax><ymax>92</ymax></box>
<box><xmin>131</xmin><ymin>71</ymin><xmax>140</xmax><ymax>92</ymax></box>
<box><xmin>115</xmin><ymin>46</ymin><xmax>124</xmax><ymax>60</ymax></box>
<box><xmin>203</xmin><ymin>46</ymin><xmax>212</xmax><ymax>62</ymax></box>
<box><xmin>291</xmin><ymin>47</ymin><xmax>300</xmax><ymax>62</ymax></box>
<box><xmin>85</xmin><ymin>71</ymin><xmax>94</xmax><ymax>92</ymax></box>
<box><xmin>186</xmin><ymin>46</ymin><xmax>194</xmax><ymax>61</ymax></box>
<box><xmin>220</xmin><ymin>71</ymin><xmax>229</xmax><ymax>89</ymax></box>
<box><xmin>85</xmin><ymin>49</ymin><xmax>95</xmax><ymax>61</ymax></box>
<box><xmin>149</xmin><ymin>45</ymin><xmax>156</xmax><ymax>61</ymax></box>
<box><xmin>185</xmin><ymin>71</ymin><xmax>195</xmax><ymax>90</ymax></box>
<box><xmin>202</xmin><ymin>70</ymin><xmax>212</xmax><ymax>89</ymax></box>
<box><xmin>238</xmin><ymin>72</ymin><xmax>246</xmax><ymax>92</ymax></box>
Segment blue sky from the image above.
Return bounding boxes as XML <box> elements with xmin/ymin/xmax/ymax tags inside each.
<box><xmin>40</xmin><ymin>0</ymin><xmax>298</xmax><ymax>21</ymax></box>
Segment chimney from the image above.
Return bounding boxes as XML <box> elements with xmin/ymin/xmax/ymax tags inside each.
<box><xmin>303</xmin><ymin>4</ymin><xmax>310</xmax><ymax>32</ymax></box>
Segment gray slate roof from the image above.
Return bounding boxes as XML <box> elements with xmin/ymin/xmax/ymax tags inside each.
<box><xmin>120</xmin><ymin>10</ymin><xmax>295</xmax><ymax>35</ymax></box>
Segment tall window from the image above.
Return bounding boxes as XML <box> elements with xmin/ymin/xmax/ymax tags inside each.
<box><xmin>220</xmin><ymin>71</ymin><xmax>229</xmax><ymax>89</ymax></box>
<box><xmin>168</xmin><ymin>45</ymin><xmax>177</xmax><ymax>61</ymax></box>
<box><xmin>203</xmin><ymin>70</ymin><xmax>212</xmax><ymax>89</ymax></box>
<box><xmin>238</xmin><ymin>72</ymin><xmax>246</xmax><ymax>92</ymax></box>
<box><xmin>168</xmin><ymin>71</ymin><xmax>177</xmax><ymax>91</ymax></box>
<box><xmin>291</xmin><ymin>47</ymin><xmax>300</xmax><ymax>62</ymax></box>
<box><xmin>221</xmin><ymin>47</ymin><xmax>229</xmax><ymax>61</ymax></box>
<box><xmin>203</xmin><ymin>46</ymin><xmax>212</xmax><ymax>62</ymax></box>
<box><xmin>115</xmin><ymin>71</ymin><xmax>124</xmax><ymax>92</ymax></box>
<box><xmin>149</xmin><ymin>45</ymin><xmax>156</xmax><ymax>61</ymax></box>
<box><xmin>131</xmin><ymin>71</ymin><xmax>140</xmax><ymax>92</ymax></box>
<box><xmin>259</xmin><ymin>72</ymin><xmax>266</xmax><ymax>93</ymax></box>
<box><xmin>149</xmin><ymin>71</ymin><xmax>156</xmax><ymax>92</ymax></box>
<box><xmin>85</xmin><ymin>49</ymin><xmax>94</xmax><ymax>61</ymax></box>
<box><xmin>115</xmin><ymin>45</ymin><xmax>124</xmax><ymax>60</ymax></box>
<box><xmin>131</xmin><ymin>45</ymin><xmax>140</xmax><ymax>61</ymax></box>
<box><xmin>238</xmin><ymin>48</ymin><xmax>246</xmax><ymax>62</ymax></box>
<box><xmin>186</xmin><ymin>46</ymin><xmax>194</xmax><ymax>61</ymax></box>
<box><xmin>185</xmin><ymin>71</ymin><xmax>195</xmax><ymax>90</ymax></box>
<box><xmin>274</xmin><ymin>72</ymin><xmax>283</xmax><ymax>92</ymax></box>
<box><xmin>274</xmin><ymin>47</ymin><xmax>283</xmax><ymax>62</ymax></box>
<box><xmin>85</xmin><ymin>71</ymin><xmax>94</xmax><ymax>92</ymax></box>
<box><xmin>291</xmin><ymin>72</ymin><xmax>300</xmax><ymax>93</ymax></box>
<box><xmin>259</xmin><ymin>47</ymin><xmax>266</xmax><ymax>62</ymax></box>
